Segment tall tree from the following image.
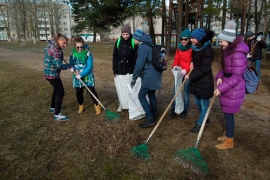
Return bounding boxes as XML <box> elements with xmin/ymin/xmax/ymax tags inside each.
<box><xmin>166</xmin><ymin>0</ymin><xmax>173</xmax><ymax>55</ymax></box>
<box><xmin>176</xmin><ymin>0</ymin><xmax>184</xmax><ymax>47</ymax></box>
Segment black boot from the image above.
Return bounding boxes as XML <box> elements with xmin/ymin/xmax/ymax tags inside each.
<box><xmin>139</xmin><ymin>119</ymin><xmax>156</xmax><ymax>128</ymax></box>
<box><xmin>194</xmin><ymin>118</ymin><xmax>210</xmax><ymax>125</ymax></box>
<box><xmin>167</xmin><ymin>111</ymin><xmax>176</xmax><ymax>119</ymax></box>
<box><xmin>179</xmin><ymin>110</ymin><xmax>187</xmax><ymax>119</ymax></box>
<box><xmin>189</xmin><ymin>124</ymin><xmax>201</xmax><ymax>133</ymax></box>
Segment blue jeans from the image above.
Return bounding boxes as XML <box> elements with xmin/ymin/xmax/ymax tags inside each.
<box><xmin>195</xmin><ymin>96</ymin><xmax>209</xmax><ymax>125</ymax></box>
<box><xmin>138</xmin><ymin>87</ymin><xmax>157</xmax><ymax>120</ymax></box>
<box><xmin>171</xmin><ymin>79</ymin><xmax>191</xmax><ymax>112</ymax></box>
<box><xmin>248</xmin><ymin>59</ymin><xmax>261</xmax><ymax>79</ymax></box>
<box><xmin>224</xmin><ymin>113</ymin><xmax>235</xmax><ymax>138</ymax></box>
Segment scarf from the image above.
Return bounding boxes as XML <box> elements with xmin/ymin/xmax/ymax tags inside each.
<box><xmin>192</xmin><ymin>41</ymin><xmax>211</xmax><ymax>51</ymax></box>
<box><xmin>72</xmin><ymin>48</ymin><xmax>88</xmax><ymax>64</ymax></box>
<box><xmin>178</xmin><ymin>43</ymin><xmax>192</xmax><ymax>51</ymax></box>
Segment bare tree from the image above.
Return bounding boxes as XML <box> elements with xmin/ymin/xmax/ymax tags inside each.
<box><xmin>161</xmin><ymin>0</ymin><xmax>166</xmax><ymax>46</ymax></box>
<box><xmin>176</xmin><ymin>0</ymin><xmax>184</xmax><ymax>47</ymax></box>
<box><xmin>166</xmin><ymin>0</ymin><xmax>173</xmax><ymax>55</ymax></box>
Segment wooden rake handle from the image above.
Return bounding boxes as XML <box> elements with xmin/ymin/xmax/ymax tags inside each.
<box><xmin>249</xmin><ymin>40</ymin><xmax>258</xmax><ymax>55</ymax></box>
<box><xmin>195</xmin><ymin>95</ymin><xmax>216</xmax><ymax>148</ymax></box>
<box><xmin>62</xmin><ymin>59</ymin><xmax>106</xmax><ymax>110</ymax></box>
<box><xmin>145</xmin><ymin>69</ymin><xmax>193</xmax><ymax>143</ymax></box>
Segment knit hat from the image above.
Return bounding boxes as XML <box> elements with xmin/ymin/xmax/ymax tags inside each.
<box><xmin>180</xmin><ymin>28</ymin><xmax>191</xmax><ymax>39</ymax></box>
<box><xmin>191</xmin><ymin>28</ymin><xmax>206</xmax><ymax>42</ymax></box>
<box><xmin>218</xmin><ymin>20</ymin><xmax>236</xmax><ymax>42</ymax></box>
<box><xmin>133</xmin><ymin>29</ymin><xmax>145</xmax><ymax>41</ymax></box>
<box><xmin>121</xmin><ymin>24</ymin><xmax>131</xmax><ymax>33</ymax></box>
<box><xmin>246</xmin><ymin>31</ymin><xmax>255</xmax><ymax>38</ymax></box>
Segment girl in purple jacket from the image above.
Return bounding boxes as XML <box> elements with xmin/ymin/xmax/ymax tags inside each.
<box><xmin>214</xmin><ymin>20</ymin><xmax>249</xmax><ymax>150</ymax></box>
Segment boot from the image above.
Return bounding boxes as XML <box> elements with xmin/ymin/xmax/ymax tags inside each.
<box><xmin>78</xmin><ymin>104</ymin><xmax>84</xmax><ymax>114</ymax></box>
<box><xmin>167</xmin><ymin>111</ymin><xmax>176</xmax><ymax>119</ymax></box>
<box><xmin>215</xmin><ymin>137</ymin><xmax>234</xmax><ymax>150</ymax></box>
<box><xmin>217</xmin><ymin>131</ymin><xmax>226</xmax><ymax>142</ymax></box>
<box><xmin>179</xmin><ymin>110</ymin><xmax>187</xmax><ymax>119</ymax></box>
<box><xmin>189</xmin><ymin>124</ymin><xmax>201</xmax><ymax>133</ymax></box>
<box><xmin>139</xmin><ymin>119</ymin><xmax>156</xmax><ymax>128</ymax></box>
<box><xmin>95</xmin><ymin>104</ymin><xmax>101</xmax><ymax>115</ymax></box>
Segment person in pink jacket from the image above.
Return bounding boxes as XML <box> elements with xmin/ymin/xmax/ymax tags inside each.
<box><xmin>214</xmin><ymin>20</ymin><xmax>249</xmax><ymax>150</ymax></box>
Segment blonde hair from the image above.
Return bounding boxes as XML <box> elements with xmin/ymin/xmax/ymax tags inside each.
<box><xmin>53</xmin><ymin>33</ymin><xmax>68</xmax><ymax>42</ymax></box>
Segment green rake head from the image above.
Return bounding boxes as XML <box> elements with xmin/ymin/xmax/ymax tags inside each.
<box><xmin>174</xmin><ymin>147</ymin><xmax>208</xmax><ymax>175</ymax></box>
<box><xmin>105</xmin><ymin>110</ymin><xmax>120</xmax><ymax>122</ymax></box>
<box><xmin>130</xmin><ymin>143</ymin><xmax>150</xmax><ymax>160</ymax></box>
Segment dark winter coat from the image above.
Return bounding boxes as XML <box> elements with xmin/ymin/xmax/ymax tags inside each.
<box><xmin>215</xmin><ymin>36</ymin><xmax>249</xmax><ymax>113</ymax></box>
<box><xmin>132</xmin><ymin>34</ymin><xmax>162</xmax><ymax>90</ymax></box>
<box><xmin>246</xmin><ymin>36</ymin><xmax>268</xmax><ymax>60</ymax></box>
<box><xmin>189</xmin><ymin>41</ymin><xmax>214</xmax><ymax>99</ymax></box>
<box><xmin>112</xmin><ymin>35</ymin><xmax>138</xmax><ymax>75</ymax></box>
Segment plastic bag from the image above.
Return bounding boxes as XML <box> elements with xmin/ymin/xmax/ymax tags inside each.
<box><xmin>172</xmin><ymin>69</ymin><xmax>184</xmax><ymax>114</ymax></box>
<box><xmin>114</xmin><ymin>74</ymin><xmax>133</xmax><ymax>109</ymax></box>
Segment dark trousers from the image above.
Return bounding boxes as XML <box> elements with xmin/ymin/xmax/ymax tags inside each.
<box><xmin>76</xmin><ymin>86</ymin><xmax>98</xmax><ymax>105</ymax></box>
<box><xmin>47</xmin><ymin>78</ymin><xmax>64</xmax><ymax>115</ymax></box>
<box><xmin>224</xmin><ymin>113</ymin><xmax>235</xmax><ymax>138</ymax></box>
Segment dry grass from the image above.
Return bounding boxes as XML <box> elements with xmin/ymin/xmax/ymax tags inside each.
<box><xmin>0</xmin><ymin>41</ymin><xmax>270</xmax><ymax>179</ymax></box>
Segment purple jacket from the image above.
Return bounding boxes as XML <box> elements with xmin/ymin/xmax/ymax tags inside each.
<box><xmin>215</xmin><ymin>36</ymin><xmax>249</xmax><ymax>113</ymax></box>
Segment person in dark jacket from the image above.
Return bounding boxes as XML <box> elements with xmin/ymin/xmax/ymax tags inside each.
<box><xmin>245</xmin><ymin>31</ymin><xmax>268</xmax><ymax>80</ymax></box>
<box><xmin>44</xmin><ymin>33</ymin><xmax>70</xmax><ymax>121</ymax></box>
<box><xmin>214</xmin><ymin>20</ymin><xmax>249</xmax><ymax>149</ymax></box>
<box><xmin>131</xmin><ymin>30</ymin><xmax>162</xmax><ymax>128</ymax></box>
<box><xmin>112</xmin><ymin>24</ymin><xmax>138</xmax><ymax>112</ymax></box>
<box><xmin>185</xmin><ymin>28</ymin><xmax>215</xmax><ymax>133</ymax></box>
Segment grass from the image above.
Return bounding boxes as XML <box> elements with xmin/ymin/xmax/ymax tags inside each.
<box><xmin>0</xmin><ymin>41</ymin><xmax>270</xmax><ymax>179</ymax></box>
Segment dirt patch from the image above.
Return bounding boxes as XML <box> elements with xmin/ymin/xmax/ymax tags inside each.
<box><xmin>0</xmin><ymin>44</ymin><xmax>270</xmax><ymax>179</ymax></box>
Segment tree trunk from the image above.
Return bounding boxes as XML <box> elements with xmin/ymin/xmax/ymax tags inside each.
<box><xmin>195</xmin><ymin>0</ymin><xmax>200</xmax><ymax>28</ymax></box>
<box><xmin>161</xmin><ymin>0</ymin><xmax>166</xmax><ymax>46</ymax></box>
<box><xmin>199</xmin><ymin>0</ymin><xmax>204</xmax><ymax>28</ymax></box>
<box><xmin>240</xmin><ymin>0</ymin><xmax>247</xmax><ymax>35</ymax></box>
<box><xmin>147</xmin><ymin>0</ymin><xmax>155</xmax><ymax>44</ymax></box>
<box><xmin>166</xmin><ymin>0</ymin><xmax>173</xmax><ymax>55</ymax></box>
<box><xmin>176</xmin><ymin>0</ymin><xmax>184</xmax><ymax>47</ymax></box>
<box><xmin>221</xmin><ymin>0</ymin><xmax>227</xmax><ymax>29</ymax></box>
<box><xmin>245</xmin><ymin>0</ymin><xmax>251</xmax><ymax>34</ymax></box>
<box><xmin>184</xmin><ymin>0</ymin><xmax>189</xmax><ymax>28</ymax></box>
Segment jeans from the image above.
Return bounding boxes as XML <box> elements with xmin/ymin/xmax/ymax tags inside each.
<box><xmin>138</xmin><ymin>87</ymin><xmax>157</xmax><ymax>120</ymax></box>
<box><xmin>76</xmin><ymin>86</ymin><xmax>98</xmax><ymax>105</ymax></box>
<box><xmin>195</xmin><ymin>96</ymin><xmax>209</xmax><ymax>125</ymax></box>
<box><xmin>171</xmin><ymin>79</ymin><xmax>191</xmax><ymax>112</ymax></box>
<box><xmin>224</xmin><ymin>113</ymin><xmax>235</xmax><ymax>138</ymax></box>
<box><xmin>47</xmin><ymin>78</ymin><xmax>65</xmax><ymax>115</ymax></box>
<box><xmin>248</xmin><ymin>59</ymin><xmax>261</xmax><ymax>79</ymax></box>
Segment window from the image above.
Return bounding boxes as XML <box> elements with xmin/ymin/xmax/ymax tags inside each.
<box><xmin>64</xmin><ymin>28</ymin><xmax>68</xmax><ymax>31</ymax></box>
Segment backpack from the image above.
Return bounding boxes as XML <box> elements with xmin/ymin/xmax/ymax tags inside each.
<box><xmin>243</xmin><ymin>65</ymin><xmax>259</xmax><ymax>94</ymax></box>
<box><xmin>116</xmin><ymin>37</ymin><xmax>135</xmax><ymax>49</ymax></box>
<box><xmin>149</xmin><ymin>45</ymin><xmax>167</xmax><ymax>72</ymax></box>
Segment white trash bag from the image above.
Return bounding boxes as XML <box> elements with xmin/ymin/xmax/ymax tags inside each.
<box><xmin>172</xmin><ymin>68</ymin><xmax>184</xmax><ymax>114</ymax></box>
<box><xmin>127</xmin><ymin>77</ymin><xmax>147</xmax><ymax>120</ymax></box>
<box><xmin>114</xmin><ymin>74</ymin><xmax>133</xmax><ymax>110</ymax></box>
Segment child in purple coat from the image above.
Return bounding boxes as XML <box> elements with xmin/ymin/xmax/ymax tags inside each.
<box><xmin>214</xmin><ymin>20</ymin><xmax>249</xmax><ymax>150</ymax></box>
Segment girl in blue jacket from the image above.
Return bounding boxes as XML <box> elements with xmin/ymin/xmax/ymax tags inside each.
<box><xmin>69</xmin><ymin>36</ymin><xmax>101</xmax><ymax>115</ymax></box>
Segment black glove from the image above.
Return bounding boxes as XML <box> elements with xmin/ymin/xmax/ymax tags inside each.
<box><xmin>130</xmin><ymin>79</ymin><xmax>136</xmax><ymax>88</ymax></box>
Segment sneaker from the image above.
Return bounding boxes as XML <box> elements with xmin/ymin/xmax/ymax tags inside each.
<box><xmin>49</xmin><ymin>107</ymin><xmax>63</xmax><ymax>113</ymax></box>
<box><xmin>167</xmin><ymin>112</ymin><xmax>176</xmax><ymax>119</ymax></box>
<box><xmin>139</xmin><ymin>119</ymin><xmax>156</xmax><ymax>128</ymax></box>
<box><xmin>117</xmin><ymin>106</ymin><xmax>122</xmax><ymax>112</ymax></box>
<box><xmin>189</xmin><ymin>124</ymin><xmax>201</xmax><ymax>133</ymax></box>
<box><xmin>54</xmin><ymin>113</ymin><xmax>69</xmax><ymax>121</ymax></box>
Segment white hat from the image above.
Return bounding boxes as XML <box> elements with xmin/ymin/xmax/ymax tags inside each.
<box><xmin>218</xmin><ymin>20</ymin><xmax>237</xmax><ymax>42</ymax></box>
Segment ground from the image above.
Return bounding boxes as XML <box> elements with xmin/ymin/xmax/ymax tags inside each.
<box><xmin>0</xmin><ymin>42</ymin><xmax>269</xmax><ymax>179</ymax></box>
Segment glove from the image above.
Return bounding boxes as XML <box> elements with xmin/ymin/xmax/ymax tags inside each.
<box><xmin>247</xmin><ymin>53</ymin><xmax>252</xmax><ymax>58</ymax></box>
<box><xmin>130</xmin><ymin>79</ymin><xmax>136</xmax><ymax>88</ymax></box>
<box><xmin>181</xmin><ymin>69</ymin><xmax>187</xmax><ymax>75</ymax></box>
<box><xmin>76</xmin><ymin>75</ymin><xmax>81</xmax><ymax>79</ymax></box>
<box><xmin>256</xmin><ymin>36</ymin><xmax>261</xmax><ymax>41</ymax></box>
<box><xmin>70</xmin><ymin>68</ymin><xmax>74</xmax><ymax>73</ymax></box>
<box><xmin>172</xmin><ymin>66</ymin><xmax>180</xmax><ymax>71</ymax></box>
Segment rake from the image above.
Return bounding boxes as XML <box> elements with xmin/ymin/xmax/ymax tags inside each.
<box><xmin>174</xmin><ymin>95</ymin><xmax>216</xmax><ymax>175</ymax></box>
<box><xmin>63</xmin><ymin>59</ymin><xmax>120</xmax><ymax>121</ymax></box>
<box><xmin>130</xmin><ymin>70</ymin><xmax>192</xmax><ymax>160</ymax></box>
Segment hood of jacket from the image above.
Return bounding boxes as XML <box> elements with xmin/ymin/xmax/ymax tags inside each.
<box><xmin>140</xmin><ymin>34</ymin><xmax>154</xmax><ymax>47</ymax></box>
<box><xmin>223</xmin><ymin>36</ymin><xmax>249</xmax><ymax>56</ymax></box>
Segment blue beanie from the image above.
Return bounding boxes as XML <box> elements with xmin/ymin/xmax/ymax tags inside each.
<box><xmin>191</xmin><ymin>28</ymin><xmax>206</xmax><ymax>42</ymax></box>
<box><xmin>133</xmin><ymin>29</ymin><xmax>145</xmax><ymax>41</ymax></box>
<box><xmin>180</xmin><ymin>28</ymin><xmax>191</xmax><ymax>39</ymax></box>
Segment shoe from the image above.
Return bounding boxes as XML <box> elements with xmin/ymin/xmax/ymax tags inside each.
<box><xmin>179</xmin><ymin>110</ymin><xmax>187</xmax><ymax>119</ymax></box>
<box><xmin>117</xmin><ymin>106</ymin><xmax>122</xmax><ymax>112</ymax></box>
<box><xmin>167</xmin><ymin>112</ymin><xmax>176</xmax><ymax>119</ymax></box>
<box><xmin>49</xmin><ymin>107</ymin><xmax>63</xmax><ymax>113</ymax></box>
<box><xmin>139</xmin><ymin>119</ymin><xmax>156</xmax><ymax>128</ymax></box>
<box><xmin>54</xmin><ymin>113</ymin><xmax>69</xmax><ymax>121</ymax></box>
<box><xmin>215</xmin><ymin>137</ymin><xmax>234</xmax><ymax>150</ymax></box>
<box><xmin>95</xmin><ymin>104</ymin><xmax>102</xmax><ymax>115</ymax></box>
<box><xmin>217</xmin><ymin>131</ymin><xmax>226</xmax><ymax>141</ymax></box>
<box><xmin>189</xmin><ymin>124</ymin><xmax>201</xmax><ymax>133</ymax></box>
<box><xmin>78</xmin><ymin>104</ymin><xmax>84</xmax><ymax>114</ymax></box>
